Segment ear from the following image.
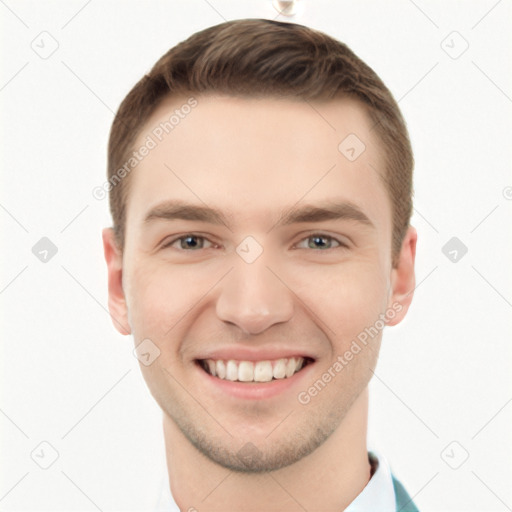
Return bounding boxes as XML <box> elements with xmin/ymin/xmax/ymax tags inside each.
<box><xmin>102</xmin><ymin>228</ymin><xmax>131</xmax><ymax>335</ymax></box>
<box><xmin>386</xmin><ymin>226</ymin><xmax>417</xmax><ymax>326</ymax></box>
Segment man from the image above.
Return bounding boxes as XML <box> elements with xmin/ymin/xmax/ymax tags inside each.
<box><xmin>103</xmin><ymin>18</ymin><xmax>419</xmax><ymax>511</ymax></box>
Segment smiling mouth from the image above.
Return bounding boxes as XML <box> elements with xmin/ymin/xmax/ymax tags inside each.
<box><xmin>196</xmin><ymin>357</ymin><xmax>315</xmax><ymax>383</ymax></box>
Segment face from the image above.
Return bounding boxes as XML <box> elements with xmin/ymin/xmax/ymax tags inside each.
<box><xmin>103</xmin><ymin>94</ymin><xmax>416</xmax><ymax>472</ymax></box>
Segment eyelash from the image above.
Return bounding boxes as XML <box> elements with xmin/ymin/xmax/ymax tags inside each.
<box><xmin>160</xmin><ymin>233</ymin><xmax>348</xmax><ymax>252</ymax></box>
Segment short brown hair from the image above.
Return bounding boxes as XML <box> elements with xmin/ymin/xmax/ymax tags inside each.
<box><xmin>107</xmin><ymin>18</ymin><xmax>413</xmax><ymax>266</ymax></box>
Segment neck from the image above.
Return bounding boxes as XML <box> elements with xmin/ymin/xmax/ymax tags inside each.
<box><xmin>163</xmin><ymin>388</ymin><xmax>371</xmax><ymax>512</ymax></box>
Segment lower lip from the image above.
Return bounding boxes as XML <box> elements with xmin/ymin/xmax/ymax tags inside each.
<box><xmin>195</xmin><ymin>360</ymin><xmax>315</xmax><ymax>400</ymax></box>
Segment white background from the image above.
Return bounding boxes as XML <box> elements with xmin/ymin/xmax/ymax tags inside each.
<box><xmin>1</xmin><ymin>0</ymin><xmax>511</xmax><ymax>510</ymax></box>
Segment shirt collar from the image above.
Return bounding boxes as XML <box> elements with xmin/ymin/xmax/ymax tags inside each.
<box><xmin>344</xmin><ymin>449</ymin><xmax>396</xmax><ymax>512</ymax></box>
<box><xmin>155</xmin><ymin>449</ymin><xmax>396</xmax><ymax>511</ymax></box>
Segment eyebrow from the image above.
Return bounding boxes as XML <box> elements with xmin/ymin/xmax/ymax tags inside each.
<box><xmin>143</xmin><ymin>199</ymin><xmax>374</xmax><ymax>230</ymax></box>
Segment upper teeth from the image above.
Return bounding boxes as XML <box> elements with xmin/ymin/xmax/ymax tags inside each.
<box><xmin>202</xmin><ymin>357</ymin><xmax>305</xmax><ymax>382</ymax></box>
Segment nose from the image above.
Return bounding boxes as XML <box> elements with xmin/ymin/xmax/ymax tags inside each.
<box><xmin>215</xmin><ymin>259</ymin><xmax>295</xmax><ymax>335</ymax></box>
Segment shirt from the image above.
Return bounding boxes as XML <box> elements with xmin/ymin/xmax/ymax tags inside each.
<box><xmin>154</xmin><ymin>449</ymin><xmax>419</xmax><ymax>511</ymax></box>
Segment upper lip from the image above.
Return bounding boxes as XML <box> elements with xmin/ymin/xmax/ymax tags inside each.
<box><xmin>196</xmin><ymin>347</ymin><xmax>316</xmax><ymax>362</ymax></box>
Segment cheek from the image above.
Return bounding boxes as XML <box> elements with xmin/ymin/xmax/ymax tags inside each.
<box><xmin>125</xmin><ymin>263</ymin><xmax>196</xmax><ymax>340</ymax></box>
<box><xmin>289</xmin><ymin>261</ymin><xmax>389</xmax><ymax>356</ymax></box>
<box><xmin>125</xmin><ymin>249</ymin><xmax>389</xmax><ymax>350</ymax></box>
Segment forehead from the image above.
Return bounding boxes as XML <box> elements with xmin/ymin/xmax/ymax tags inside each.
<box><xmin>126</xmin><ymin>94</ymin><xmax>390</xmax><ymax>234</ymax></box>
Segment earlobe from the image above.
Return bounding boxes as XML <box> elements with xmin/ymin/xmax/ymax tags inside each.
<box><xmin>102</xmin><ymin>228</ymin><xmax>131</xmax><ymax>335</ymax></box>
<box><xmin>386</xmin><ymin>226</ymin><xmax>417</xmax><ymax>327</ymax></box>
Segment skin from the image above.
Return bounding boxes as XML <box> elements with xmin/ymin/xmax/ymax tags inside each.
<box><xmin>103</xmin><ymin>94</ymin><xmax>417</xmax><ymax>511</ymax></box>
